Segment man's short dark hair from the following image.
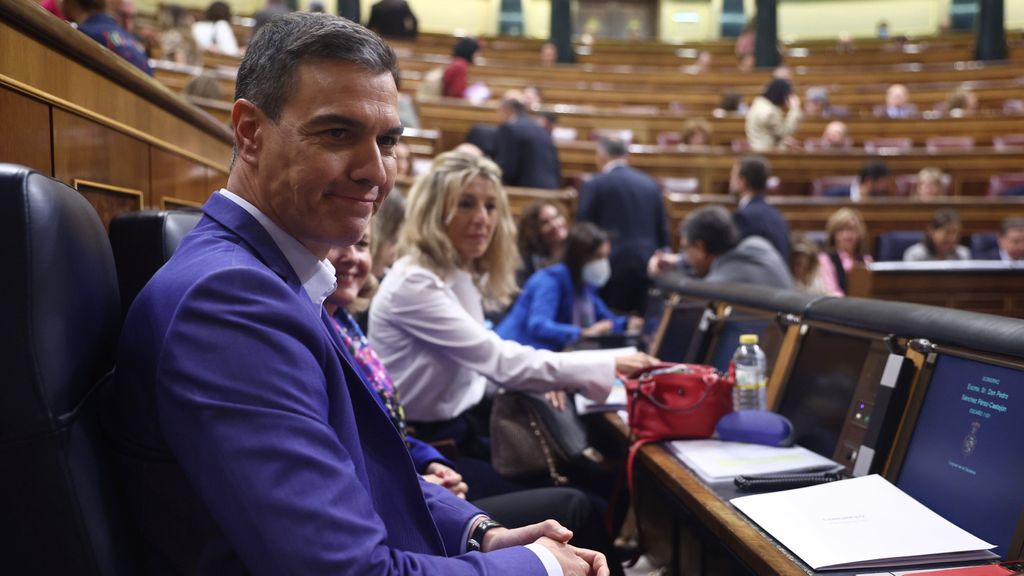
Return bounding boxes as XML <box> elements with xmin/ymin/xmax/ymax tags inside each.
<box><xmin>1001</xmin><ymin>217</ymin><xmax>1024</xmax><ymax>235</ymax></box>
<box><xmin>682</xmin><ymin>205</ymin><xmax>741</xmax><ymax>256</ymax></box>
<box><xmin>235</xmin><ymin>13</ymin><xmax>399</xmax><ymax>122</ymax></box>
<box><xmin>859</xmin><ymin>159</ymin><xmax>891</xmax><ymax>183</ymax></box>
<box><xmin>598</xmin><ymin>137</ymin><xmax>628</xmax><ymax>158</ymax></box>
<box><xmin>737</xmin><ymin>155</ymin><xmax>770</xmax><ymax>192</ymax></box>
<box><xmin>502</xmin><ymin>95</ymin><xmax>527</xmax><ymax>115</ymax></box>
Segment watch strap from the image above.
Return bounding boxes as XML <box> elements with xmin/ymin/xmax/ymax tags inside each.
<box><xmin>467</xmin><ymin>518</ymin><xmax>503</xmax><ymax>552</ymax></box>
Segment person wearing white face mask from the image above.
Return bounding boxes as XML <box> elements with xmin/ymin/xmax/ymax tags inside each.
<box><xmin>498</xmin><ymin>223</ymin><xmax>644</xmax><ymax>351</ymax></box>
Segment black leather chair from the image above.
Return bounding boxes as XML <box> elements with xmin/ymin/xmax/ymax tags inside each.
<box><xmin>0</xmin><ymin>164</ymin><xmax>136</xmax><ymax>575</ymax></box>
<box><xmin>109</xmin><ymin>209</ymin><xmax>202</xmax><ymax>316</ymax></box>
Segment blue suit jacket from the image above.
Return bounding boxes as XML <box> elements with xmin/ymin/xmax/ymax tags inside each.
<box><xmin>497</xmin><ymin>263</ymin><xmax>626</xmax><ymax>351</ymax></box>
<box><xmin>104</xmin><ymin>193</ymin><xmax>543</xmax><ymax>575</ymax></box>
<box><xmin>733</xmin><ymin>194</ymin><xmax>791</xmax><ymax>260</ymax></box>
<box><xmin>493</xmin><ymin>114</ymin><xmax>562</xmax><ymax>189</ymax></box>
<box><xmin>577</xmin><ymin>164</ymin><xmax>670</xmax><ymax>312</ymax></box>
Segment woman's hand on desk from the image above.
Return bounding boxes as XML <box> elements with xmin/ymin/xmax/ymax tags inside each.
<box><xmin>581</xmin><ymin>319</ymin><xmax>614</xmax><ymax>338</ymax></box>
<box><xmin>423</xmin><ymin>462</ymin><xmax>469</xmax><ymax>499</ymax></box>
<box><xmin>614</xmin><ymin>352</ymin><xmax>659</xmax><ymax>375</ymax></box>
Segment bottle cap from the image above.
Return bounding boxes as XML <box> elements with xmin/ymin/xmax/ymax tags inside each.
<box><xmin>739</xmin><ymin>334</ymin><xmax>758</xmax><ymax>345</ymax></box>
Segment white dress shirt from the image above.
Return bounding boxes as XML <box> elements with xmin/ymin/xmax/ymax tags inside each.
<box><xmin>369</xmin><ymin>256</ymin><xmax>615</xmax><ymax>422</ymax></box>
<box><xmin>218</xmin><ymin>189</ymin><xmax>336</xmax><ymax>307</ymax></box>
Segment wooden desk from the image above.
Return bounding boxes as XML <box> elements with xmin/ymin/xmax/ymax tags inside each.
<box><xmin>600</xmin><ymin>414</ymin><xmax>811</xmax><ymax>575</ymax></box>
<box><xmin>848</xmin><ymin>262</ymin><xmax>1024</xmax><ymax>317</ymax></box>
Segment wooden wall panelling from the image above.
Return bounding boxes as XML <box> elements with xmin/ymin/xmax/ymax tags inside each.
<box><xmin>0</xmin><ymin>85</ymin><xmax>52</xmax><ymax>175</ymax></box>
<box><xmin>52</xmin><ymin>108</ymin><xmax>150</xmax><ymax>227</ymax></box>
<box><xmin>72</xmin><ymin>179</ymin><xmax>143</xmax><ymax>232</ymax></box>
<box><xmin>848</xmin><ymin>267</ymin><xmax>1024</xmax><ymax>317</ymax></box>
<box><xmin>150</xmin><ymin>147</ymin><xmax>211</xmax><ymax>209</ymax></box>
<box><xmin>0</xmin><ymin>17</ymin><xmax>232</xmax><ymax>170</ymax></box>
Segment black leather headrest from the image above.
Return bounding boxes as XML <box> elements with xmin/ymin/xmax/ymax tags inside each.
<box><xmin>656</xmin><ymin>272</ymin><xmax>829</xmax><ymax>316</ymax></box>
<box><xmin>109</xmin><ymin>210</ymin><xmax>202</xmax><ymax>316</ymax></box>
<box><xmin>805</xmin><ymin>297</ymin><xmax>1024</xmax><ymax>360</ymax></box>
<box><xmin>0</xmin><ymin>163</ymin><xmax>121</xmax><ymax>441</ymax></box>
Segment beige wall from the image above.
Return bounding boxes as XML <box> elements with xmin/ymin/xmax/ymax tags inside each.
<box><xmin>137</xmin><ymin>0</ymin><xmax>1018</xmax><ymax>42</ymax></box>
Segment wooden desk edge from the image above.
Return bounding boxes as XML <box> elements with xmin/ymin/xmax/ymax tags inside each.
<box><xmin>602</xmin><ymin>413</ymin><xmax>810</xmax><ymax>575</ymax></box>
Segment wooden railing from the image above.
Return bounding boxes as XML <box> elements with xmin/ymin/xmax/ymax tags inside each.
<box><xmin>0</xmin><ymin>0</ymin><xmax>233</xmax><ymax>227</ymax></box>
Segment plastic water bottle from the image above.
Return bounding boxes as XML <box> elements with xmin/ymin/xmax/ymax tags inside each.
<box><xmin>732</xmin><ymin>334</ymin><xmax>767</xmax><ymax>411</ymax></box>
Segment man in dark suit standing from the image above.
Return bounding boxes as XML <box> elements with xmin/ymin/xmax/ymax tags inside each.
<box><xmin>493</xmin><ymin>93</ymin><xmax>562</xmax><ymax>189</ymax></box>
<box><xmin>366</xmin><ymin>0</ymin><xmax>418</xmax><ymax>39</ymax></box>
<box><xmin>731</xmin><ymin>156</ymin><xmax>791</xmax><ymax>260</ymax></box>
<box><xmin>577</xmin><ymin>137</ymin><xmax>669</xmax><ymax>313</ymax></box>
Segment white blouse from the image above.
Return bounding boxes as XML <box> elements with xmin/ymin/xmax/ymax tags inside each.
<box><xmin>191</xmin><ymin>20</ymin><xmax>239</xmax><ymax>56</ymax></box>
<box><xmin>369</xmin><ymin>256</ymin><xmax>615</xmax><ymax>422</ymax></box>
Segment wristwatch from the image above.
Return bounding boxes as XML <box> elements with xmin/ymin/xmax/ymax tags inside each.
<box><xmin>467</xmin><ymin>518</ymin><xmax>503</xmax><ymax>552</ymax></box>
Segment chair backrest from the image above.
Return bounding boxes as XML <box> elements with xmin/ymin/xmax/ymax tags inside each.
<box><xmin>656</xmin><ymin>131</ymin><xmax>683</xmax><ymax>146</ymax></box>
<box><xmin>924</xmin><ymin>136</ymin><xmax>974</xmax><ymax>153</ymax></box>
<box><xmin>0</xmin><ymin>164</ymin><xmax>135</xmax><ymax>575</ymax></box>
<box><xmin>875</xmin><ymin>230</ymin><xmax>925</xmax><ymax>261</ymax></box>
<box><xmin>863</xmin><ymin>138</ymin><xmax>913</xmax><ymax>154</ymax></box>
<box><xmin>970</xmin><ymin>232</ymin><xmax>999</xmax><ymax>258</ymax></box>
<box><xmin>590</xmin><ymin>128</ymin><xmax>634</xmax><ymax>144</ymax></box>
<box><xmin>987</xmin><ymin>172</ymin><xmax>1024</xmax><ymax>196</ymax></box>
<box><xmin>660</xmin><ymin>176</ymin><xmax>699</xmax><ymax>195</ymax></box>
<box><xmin>730</xmin><ymin>138</ymin><xmax>751</xmax><ymax>152</ymax></box>
<box><xmin>992</xmin><ymin>134</ymin><xmax>1024</xmax><ymax>151</ymax></box>
<box><xmin>803</xmin><ymin>138</ymin><xmax>852</xmax><ymax>151</ymax></box>
<box><xmin>109</xmin><ymin>210</ymin><xmax>203</xmax><ymax>317</ymax></box>
<box><xmin>811</xmin><ymin>175</ymin><xmax>857</xmax><ymax>197</ymax></box>
<box><xmin>894</xmin><ymin>173</ymin><xmax>952</xmax><ymax>197</ymax></box>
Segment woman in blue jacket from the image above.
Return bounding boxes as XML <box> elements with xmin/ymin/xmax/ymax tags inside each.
<box><xmin>498</xmin><ymin>223</ymin><xmax>642</xmax><ymax>351</ymax></box>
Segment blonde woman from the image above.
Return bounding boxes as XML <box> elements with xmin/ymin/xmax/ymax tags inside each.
<box><xmin>818</xmin><ymin>208</ymin><xmax>873</xmax><ymax>296</ymax></box>
<box><xmin>369</xmin><ymin>151</ymin><xmax>655</xmax><ymax>455</ymax></box>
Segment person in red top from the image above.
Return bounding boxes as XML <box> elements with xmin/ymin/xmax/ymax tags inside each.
<box><xmin>443</xmin><ymin>37</ymin><xmax>479</xmax><ymax>98</ymax></box>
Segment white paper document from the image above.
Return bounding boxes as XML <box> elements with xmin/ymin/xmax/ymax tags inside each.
<box><xmin>667</xmin><ymin>439</ymin><xmax>839</xmax><ymax>483</ymax></box>
<box><xmin>575</xmin><ymin>379</ymin><xmax>627</xmax><ymax>414</ymax></box>
<box><xmin>730</xmin><ymin>475</ymin><xmax>997</xmax><ymax>571</ymax></box>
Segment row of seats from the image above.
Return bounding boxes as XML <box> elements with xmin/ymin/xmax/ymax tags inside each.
<box><xmin>1</xmin><ymin>163</ymin><xmax>199</xmax><ymax>575</ymax></box>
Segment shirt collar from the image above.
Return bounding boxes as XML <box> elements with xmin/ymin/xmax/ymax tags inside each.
<box><xmin>602</xmin><ymin>158</ymin><xmax>629</xmax><ymax>173</ymax></box>
<box><xmin>217</xmin><ymin>189</ymin><xmax>337</xmax><ymax>308</ymax></box>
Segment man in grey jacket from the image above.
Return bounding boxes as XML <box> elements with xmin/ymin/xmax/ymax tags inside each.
<box><xmin>649</xmin><ymin>206</ymin><xmax>793</xmax><ymax>288</ymax></box>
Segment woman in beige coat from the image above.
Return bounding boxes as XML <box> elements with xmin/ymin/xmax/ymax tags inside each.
<box><xmin>745</xmin><ymin>78</ymin><xmax>802</xmax><ymax>151</ymax></box>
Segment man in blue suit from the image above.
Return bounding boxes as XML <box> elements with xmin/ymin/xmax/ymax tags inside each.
<box><xmin>103</xmin><ymin>13</ymin><xmax>607</xmax><ymax>576</ymax></box>
<box><xmin>493</xmin><ymin>93</ymin><xmax>562</xmax><ymax>189</ymax></box>
<box><xmin>577</xmin><ymin>137</ymin><xmax>670</xmax><ymax>313</ymax></box>
<box><xmin>731</xmin><ymin>156</ymin><xmax>791</xmax><ymax>260</ymax></box>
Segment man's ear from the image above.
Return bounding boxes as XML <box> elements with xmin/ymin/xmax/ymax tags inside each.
<box><xmin>232</xmin><ymin>99</ymin><xmax>263</xmax><ymax>167</ymax></box>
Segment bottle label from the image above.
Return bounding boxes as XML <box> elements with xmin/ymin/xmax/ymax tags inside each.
<box><xmin>735</xmin><ymin>367</ymin><xmax>766</xmax><ymax>389</ymax></box>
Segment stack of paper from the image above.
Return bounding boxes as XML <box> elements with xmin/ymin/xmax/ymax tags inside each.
<box><xmin>731</xmin><ymin>475</ymin><xmax>997</xmax><ymax>571</ymax></box>
<box><xmin>667</xmin><ymin>439</ymin><xmax>839</xmax><ymax>483</ymax></box>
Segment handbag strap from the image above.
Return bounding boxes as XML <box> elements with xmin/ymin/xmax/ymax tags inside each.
<box><xmin>634</xmin><ymin>373</ymin><xmax>721</xmax><ymax>414</ymax></box>
<box><xmin>524</xmin><ymin>405</ymin><xmax>569</xmax><ymax>486</ymax></box>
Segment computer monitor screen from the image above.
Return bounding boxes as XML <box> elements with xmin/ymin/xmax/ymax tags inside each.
<box><xmin>775</xmin><ymin>326</ymin><xmax>873</xmax><ymax>458</ymax></box>
<box><xmin>895</xmin><ymin>352</ymin><xmax>1024</xmax><ymax>558</ymax></box>
<box><xmin>707</xmin><ymin>315</ymin><xmax>773</xmax><ymax>373</ymax></box>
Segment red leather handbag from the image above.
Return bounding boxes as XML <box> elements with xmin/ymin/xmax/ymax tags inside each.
<box><xmin>625</xmin><ymin>363</ymin><xmax>734</xmax><ymax>442</ymax></box>
<box><xmin>623</xmin><ymin>363</ymin><xmax>735</xmax><ymax>491</ymax></box>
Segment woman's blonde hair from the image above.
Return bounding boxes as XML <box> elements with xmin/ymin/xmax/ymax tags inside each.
<box><xmin>825</xmin><ymin>207</ymin><xmax>869</xmax><ymax>258</ymax></box>
<box><xmin>400</xmin><ymin>151</ymin><xmax>520</xmax><ymax>309</ymax></box>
